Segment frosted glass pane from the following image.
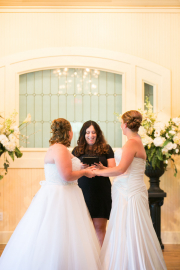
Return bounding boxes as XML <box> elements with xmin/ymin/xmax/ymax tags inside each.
<box><xmin>59</xmin><ymin>71</ymin><xmax>66</xmax><ymax>95</ymax></box>
<box><xmin>43</xmin><ymin>96</ymin><xmax>50</xmax><ymax>121</ymax></box>
<box><xmin>35</xmin><ymin>122</ymin><xmax>42</xmax><ymax>148</ymax></box>
<box><xmin>43</xmin><ymin>123</ymin><xmax>51</xmax><ymax>148</ymax></box>
<box><xmin>51</xmin><ymin>70</ymin><xmax>59</xmax><ymax>95</ymax></box>
<box><xmin>75</xmin><ymin>69</ymin><xmax>83</xmax><ymax>95</ymax></box>
<box><xmin>99</xmin><ymin>122</ymin><xmax>106</xmax><ymax>139</ymax></box>
<box><xmin>107</xmin><ymin>73</ymin><xmax>114</xmax><ymax>95</ymax></box>
<box><xmin>144</xmin><ymin>83</ymin><xmax>153</xmax><ymax>108</ymax></box>
<box><xmin>107</xmin><ymin>96</ymin><xmax>115</xmax><ymax>121</ymax></box>
<box><xmin>99</xmin><ymin>96</ymin><xmax>106</xmax><ymax>121</ymax></box>
<box><xmin>19</xmin><ymin>125</ymin><xmax>27</xmax><ymax>147</ymax></box>
<box><xmin>91</xmin><ymin>95</ymin><xmax>98</xmax><ymax>121</ymax></box>
<box><xmin>35</xmin><ymin>71</ymin><xmax>42</xmax><ymax>94</ymax></box>
<box><xmin>67</xmin><ymin>96</ymin><xmax>74</xmax><ymax>122</ymax></box>
<box><xmin>107</xmin><ymin>122</ymin><xmax>114</xmax><ymax>147</ymax></box>
<box><xmin>35</xmin><ymin>96</ymin><xmax>42</xmax><ymax>121</ymax></box>
<box><xmin>27</xmin><ymin>73</ymin><xmax>34</xmax><ymax>94</ymax></box>
<box><xmin>27</xmin><ymin>96</ymin><xmax>34</xmax><ymax>122</ymax></box>
<box><xmin>75</xmin><ymin>95</ymin><xmax>82</xmax><ymax>122</ymax></box>
<box><xmin>83</xmin><ymin>95</ymin><xmax>90</xmax><ymax>121</ymax></box>
<box><xmin>82</xmin><ymin>71</ymin><xmax>90</xmax><ymax>95</ymax></box>
<box><xmin>43</xmin><ymin>70</ymin><xmax>51</xmax><ymax>94</ymax></box>
<box><xmin>115</xmin><ymin>74</ymin><xmax>122</xmax><ymax>94</ymax></box>
<box><xmin>59</xmin><ymin>96</ymin><xmax>67</xmax><ymax>119</ymax></box>
<box><xmin>91</xmin><ymin>73</ymin><xmax>98</xmax><ymax>95</ymax></box>
<box><xmin>19</xmin><ymin>95</ymin><xmax>27</xmax><ymax>122</ymax></box>
<box><xmin>115</xmin><ymin>95</ymin><xmax>122</xmax><ymax>116</ymax></box>
<box><xmin>27</xmin><ymin>123</ymin><xmax>34</xmax><ymax>148</ymax></box>
<box><xmin>19</xmin><ymin>74</ymin><xmax>26</xmax><ymax>94</ymax></box>
<box><xmin>67</xmin><ymin>69</ymin><xmax>75</xmax><ymax>95</ymax></box>
<box><xmin>51</xmin><ymin>95</ymin><xmax>58</xmax><ymax>120</ymax></box>
<box><xmin>99</xmin><ymin>71</ymin><xmax>106</xmax><ymax>94</ymax></box>
<box><xmin>115</xmin><ymin>122</ymin><xmax>122</xmax><ymax>148</ymax></box>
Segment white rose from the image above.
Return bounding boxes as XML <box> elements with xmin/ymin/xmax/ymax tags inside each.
<box><xmin>154</xmin><ymin>122</ymin><xmax>166</xmax><ymax>132</ymax></box>
<box><xmin>173</xmin><ymin>133</ymin><xmax>180</xmax><ymax>144</ymax></box>
<box><xmin>9</xmin><ymin>134</ymin><xmax>17</xmax><ymax>143</ymax></box>
<box><xmin>23</xmin><ymin>113</ymin><xmax>31</xmax><ymax>123</ymax></box>
<box><xmin>0</xmin><ymin>135</ymin><xmax>9</xmax><ymax>146</ymax></box>
<box><xmin>138</xmin><ymin>126</ymin><xmax>147</xmax><ymax>137</ymax></box>
<box><xmin>175</xmin><ymin>149</ymin><xmax>179</xmax><ymax>153</ymax></box>
<box><xmin>172</xmin><ymin>117</ymin><xmax>180</xmax><ymax>126</ymax></box>
<box><xmin>5</xmin><ymin>141</ymin><xmax>16</xmax><ymax>152</ymax></box>
<box><xmin>169</xmin><ymin>130</ymin><xmax>176</xmax><ymax>135</ymax></box>
<box><xmin>154</xmin><ymin>130</ymin><xmax>160</xmax><ymax>137</ymax></box>
<box><xmin>142</xmin><ymin>135</ymin><xmax>153</xmax><ymax>147</ymax></box>
<box><xmin>153</xmin><ymin>137</ymin><xmax>166</xmax><ymax>147</ymax></box>
<box><xmin>162</xmin><ymin>147</ymin><xmax>168</xmax><ymax>154</ymax></box>
<box><xmin>173</xmin><ymin>143</ymin><xmax>177</xmax><ymax>149</ymax></box>
<box><xmin>166</xmin><ymin>142</ymin><xmax>174</xmax><ymax>151</ymax></box>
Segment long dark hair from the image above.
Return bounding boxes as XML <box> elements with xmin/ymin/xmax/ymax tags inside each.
<box><xmin>73</xmin><ymin>120</ymin><xmax>109</xmax><ymax>157</ymax></box>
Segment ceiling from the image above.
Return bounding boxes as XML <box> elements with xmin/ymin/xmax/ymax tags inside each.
<box><xmin>0</xmin><ymin>0</ymin><xmax>180</xmax><ymax>7</ymax></box>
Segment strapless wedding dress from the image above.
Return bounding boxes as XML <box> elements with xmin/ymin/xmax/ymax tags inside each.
<box><xmin>0</xmin><ymin>157</ymin><xmax>101</xmax><ymax>270</ymax></box>
<box><xmin>100</xmin><ymin>149</ymin><xmax>167</xmax><ymax>270</ymax></box>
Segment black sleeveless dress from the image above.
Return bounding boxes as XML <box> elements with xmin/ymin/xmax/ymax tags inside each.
<box><xmin>72</xmin><ymin>145</ymin><xmax>114</xmax><ymax>219</ymax></box>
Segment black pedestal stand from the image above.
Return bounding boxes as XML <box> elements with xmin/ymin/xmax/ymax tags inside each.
<box><xmin>145</xmin><ymin>162</ymin><xmax>167</xmax><ymax>250</ymax></box>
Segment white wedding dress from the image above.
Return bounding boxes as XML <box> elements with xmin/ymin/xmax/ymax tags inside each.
<box><xmin>0</xmin><ymin>157</ymin><xmax>101</xmax><ymax>270</ymax></box>
<box><xmin>100</xmin><ymin>149</ymin><xmax>167</xmax><ymax>270</ymax></box>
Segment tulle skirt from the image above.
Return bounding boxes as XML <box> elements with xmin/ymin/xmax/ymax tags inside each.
<box><xmin>0</xmin><ymin>183</ymin><xmax>101</xmax><ymax>270</ymax></box>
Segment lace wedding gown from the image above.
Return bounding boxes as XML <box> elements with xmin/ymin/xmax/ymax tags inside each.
<box><xmin>0</xmin><ymin>157</ymin><xmax>101</xmax><ymax>270</ymax></box>
<box><xmin>100</xmin><ymin>149</ymin><xmax>167</xmax><ymax>270</ymax></box>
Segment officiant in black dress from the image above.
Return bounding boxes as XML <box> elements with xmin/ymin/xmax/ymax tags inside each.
<box><xmin>72</xmin><ymin>121</ymin><xmax>115</xmax><ymax>246</ymax></box>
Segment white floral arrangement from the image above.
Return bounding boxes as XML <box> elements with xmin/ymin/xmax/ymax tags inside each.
<box><xmin>117</xmin><ymin>98</ymin><xmax>180</xmax><ymax>176</ymax></box>
<box><xmin>0</xmin><ymin>112</ymin><xmax>31</xmax><ymax>179</ymax></box>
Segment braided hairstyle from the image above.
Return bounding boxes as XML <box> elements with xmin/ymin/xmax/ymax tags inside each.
<box><xmin>122</xmin><ymin>110</ymin><xmax>142</xmax><ymax>132</ymax></box>
<box><xmin>49</xmin><ymin>118</ymin><xmax>71</xmax><ymax>147</ymax></box>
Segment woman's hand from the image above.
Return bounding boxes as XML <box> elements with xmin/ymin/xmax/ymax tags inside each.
<box><xmin>84</xmin><ymin>168</ymin><xmax>95</xmax><ymax>178</ymax></box>
<box><xmin>80</xmin><ymin>163</ymin><xmax>89</xmax><ymax>170</ymax></box>
<box><xmin>93</xmin><ymin>162</ymin><xmax>105</xmax><ymax>170</ymax></box>
<box><xmin>92</xmin><ymin>169</ymin><xmax>101</xmax><ymax>176</ymax></box>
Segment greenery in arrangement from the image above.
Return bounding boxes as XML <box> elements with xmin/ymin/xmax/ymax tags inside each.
<box><xmin>0</xmin><ymin>112</ymin><xmax>31</xmax><ymax>180</ymax></box>
<box><xmin>117</xmin><ymin>98</ymin><xmax>180</xmax><ymax>176</ymax></box>
<box><xmin>139</xmin><ymin>99</ymin><xmax>180</xmax><ymax>176</ymax></box>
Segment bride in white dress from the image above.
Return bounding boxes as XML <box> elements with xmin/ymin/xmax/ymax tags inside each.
<box><xmin>94</xmin><ymin>110</ymin><xmax>167</xmax><ymax>270</ymax></box>
<box><xmin>0</xmin><ymin>118</ymin><xmax>101</xmax><ymax>270</ymax></box>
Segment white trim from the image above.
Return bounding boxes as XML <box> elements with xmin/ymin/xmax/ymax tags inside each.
<box><xmin>0</xmin><ymin>8</ymin><xmax>180</xmax><ymax>13</ymax></box>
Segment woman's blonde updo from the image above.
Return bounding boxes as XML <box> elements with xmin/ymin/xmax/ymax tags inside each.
<box><xmin>122</xmin><ymin>110</ymin><xmax>142</xmax><ymax>132</ymax></box>
<box><xmin>49</xmin><ymin>118</ymin><xmax>71</xmax><ymax>147</ymax></box>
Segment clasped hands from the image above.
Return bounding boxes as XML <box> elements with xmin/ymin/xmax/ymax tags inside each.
<box><xmin>81</xmin><ymin>162</ymin><xmax>105</xmax><ymax>177</ymax></box>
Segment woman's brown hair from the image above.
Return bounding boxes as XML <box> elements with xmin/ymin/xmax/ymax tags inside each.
<box><xmin>122</xmin><ymin>110</ymin><xmax>142</xmax><ymax>132</ymax></box>
<box><xmin>49</xmin><ymin>118</ymin><xmax>71</xmax><ymax>147</ymax></box>
<box><xmin>73</xmin><ymin>120</ymin><xmax>109</xmax><ymax>157</ymax></box>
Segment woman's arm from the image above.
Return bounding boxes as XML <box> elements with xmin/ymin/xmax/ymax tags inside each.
<box><xmin>94</xmin><ymin>141</ymin><xmax>136</xmax><ymax>177</ymax></box>
<box><xmin>54</xmin><ymin>144</ymin><xmax>94</xmax><ymax>181</ymax></box>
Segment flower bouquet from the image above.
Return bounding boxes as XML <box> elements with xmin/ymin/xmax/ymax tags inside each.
<box><xmin>138</xmin><ymin>98</ymin><xmax>180</xmax><ymax>176</ymax></box>
<box><xmin>0</xmin><ymin>112</ymin><xmax>31</xmax><ymax>179</ymax></box>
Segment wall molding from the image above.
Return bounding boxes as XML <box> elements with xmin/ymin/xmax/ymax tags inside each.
<box><xmin>0</xmin><ymin>46</ymin><xmax>171</xmax><ymax>157</ymax></box>
<box><xmin>0</xmin><ymin>7</ymin><xmax>180</xmax><ymax>12</ymax></box>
